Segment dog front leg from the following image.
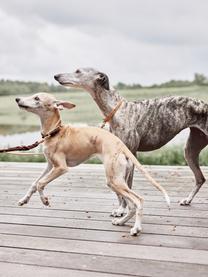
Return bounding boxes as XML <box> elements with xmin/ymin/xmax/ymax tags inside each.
<box><xmin>37</xmin><ymin>165</ymin><xmax>68</xmax><ymax>206</ymax></box>
<box><xmin>18</xmin><ymin>163</ymin><xmax>52</xmax><ymax>206</ymax></box>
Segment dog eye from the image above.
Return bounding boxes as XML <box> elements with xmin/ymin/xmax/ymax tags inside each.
<box><xmin>75</xmin><ymin>69</ymin><xmax>81</xmax><ymax>74</ymax></box>
<box><xmin>34</xmin><ymin>96</ymin><xmax>40</xmax><ymax>101</ymax></box>
<box><xmin>99</xmin><ymin>73</ymin><xmax>105</xmax><ymax>79</ymax></box>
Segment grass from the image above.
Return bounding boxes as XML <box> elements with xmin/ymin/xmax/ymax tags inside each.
<box><xmin>0</xmin><ymin>153</ymin><xmax>45</xmax><ymax>163</ymax></box>
<box><xmin>0</xmin><ymin>85</ymin><xmax>208</xmax><ymax>129</ymax></box>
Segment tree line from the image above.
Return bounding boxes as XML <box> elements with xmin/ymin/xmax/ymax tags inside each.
<box><xmin>0</xmin><ymin>73</ymin><xmax>207</xmax><ymax>96</ymax></box>
<box><xmin>115</xmin><ymin>73</ymin><xmax>208</xmax><ymax>90</ymax></box>
<box><xmin>0</xmin><ymin>80</ymin><xmax>67</xmax><ymax>96</ymax></box>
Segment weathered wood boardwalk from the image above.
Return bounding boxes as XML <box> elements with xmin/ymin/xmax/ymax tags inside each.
<box><xmin>0</xmin><ymin>162</ymin><xmax>208</xmax><ymax>277</ymax></box>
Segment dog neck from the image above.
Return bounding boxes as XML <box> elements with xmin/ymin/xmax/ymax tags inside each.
<box><xmin>90</xmin><ymin>86</ymin><xmax>125</xmax><ymax>119</ymax></box>
<box><xmin>40</xmin><ymin>109</ymin><xmax>62</xmax><ymax>136</ymax></box>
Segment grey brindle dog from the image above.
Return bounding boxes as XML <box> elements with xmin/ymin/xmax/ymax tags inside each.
<box><xmin>55</xmin><ymin>68</ymin><xmax>208</xmax><ymax>216</ymax></box>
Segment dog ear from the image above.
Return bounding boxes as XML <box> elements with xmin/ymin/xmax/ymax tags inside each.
<box><xmin>96</xmin><ymin>72</ymin><xmax>110</xmax><ymax>90</ymax></box>
<box><xmin>54</xmin><ymin>101</ymin><xmax>76</xmax><ymax>110</ymax></box>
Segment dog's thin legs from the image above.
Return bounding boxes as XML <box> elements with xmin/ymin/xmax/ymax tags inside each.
<box><xmin>37</xmin><ymin>165</ymin><xmax>68</xmax><ymax>205</ymax></box>
<box><xmin>121</xmin><ymin>164</ymin><xmax>134</xmax><ymax>205</ymax></box>
<box><xmin>180</xmin><ymin>127</ymin><xmax>207</xmax><ymax>205</ymax></box>
<box><xmin>133</xmin><ymin>197</ymin><xmax>143</xmax><ymax>235</ymax></box>
<box><xmin>112</xmin><ymin>199</ymin><xmax>135</xmax><ymax>224</ymax></box>
<box><xmin>111</xmin><ymin>193</ymin><xmax>126</xmax><ymax>217</ymax></box>
<box><xmin>111</xmin><ymin>182</ymin><xmax>143</xmax><ymax>235</ymax></box>
<box><xmin>18</xmin><ymin>163</ymin><xmax>52</xmax><ymax>206</ymax></box>
<box><xmin>111</xmin><ymin>159</ymin><xmax>135</xmax><ymax>217</ymax></box>
<box><xmin>106</xmin><ymin>153</ymin><xmax>143</xmax><ymax>235</ymax></box>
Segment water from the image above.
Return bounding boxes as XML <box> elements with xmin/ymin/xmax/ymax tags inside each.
<box><xmin>0</xmin><ymin>127</ymin><xmax>190</xmax><ymax>148</ymax></box>
<box><xmin>0</xmin><ymin>131</ymin><xmax>40</xmax><ymax>148</ymax></box>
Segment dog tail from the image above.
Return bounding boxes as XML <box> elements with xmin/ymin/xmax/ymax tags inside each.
<box><xmin>122</xmin><ymin>146</ymin><xmax>170</xmax><ymax>209</ymax></box>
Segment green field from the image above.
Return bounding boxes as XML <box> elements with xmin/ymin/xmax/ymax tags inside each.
<box><xmin>0</xmin><ymin>85</ymin><xmax>208</xmax><ymax>132</ymax></box>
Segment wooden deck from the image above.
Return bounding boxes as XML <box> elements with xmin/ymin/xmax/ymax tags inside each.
<box><xmin>0</xmin><ymin>162</ymin><xmax>208</xmax><ymax>277</ymax></box>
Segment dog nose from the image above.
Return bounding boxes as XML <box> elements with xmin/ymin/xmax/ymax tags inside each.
<box><xmin>54</xmin><ymin>74</ymin><xmax>60</xmax><ymax>81</ymax></box>
<box><xmin>15</xmin><ymin>97</ymin><xmax>20</xmax><ymax>103</ymax></box>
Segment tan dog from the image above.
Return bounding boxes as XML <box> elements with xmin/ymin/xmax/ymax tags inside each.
<box><xmin>15</xmin><ymin>92</ymin><xmax>170</xmax><ymax>235</ymax></box>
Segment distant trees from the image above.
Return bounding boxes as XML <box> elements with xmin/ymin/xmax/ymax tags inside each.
<box><xmin>116</xmin><ymin>82</ymin><xmax>142</xmax><ymax>90</ymax></box>
<box><xmin>0</xmin><ymin>72</ymin><xmax>208</xmax><ymax>95</ymax></box>
<box><xmin>0</xmin><ymin>79</ymin><xmax>67</xmax><ymax>96</ymax></box>
<box><xmin>194</xmin><ymin>73</ymin><xmax>208</xmax><ymax>86</ymax></box>
<box><xmin>115</xmin><ymin>73</ymin><xmax>208</xmax><ymax>90</ymax></box>
<box><xmin>150</xmin><ymin>79</ymin><xmax>193</xmax><ymax>88</ymax></box>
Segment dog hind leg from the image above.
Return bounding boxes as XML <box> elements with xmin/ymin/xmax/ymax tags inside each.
<box><xmin>111</xmin><ymin>182</ymin><xmax>143</xmax><ymax>235</ymax></box>
<box><xmin>112</xmin><ymin>198</ymin><xmax>136</xmax><ymax>225</ymax></box>
<box><xmin>180</xmin><ymin>127</ymin><xmax>207</xmax><ymax>205</ymax></box>
<box><xmin>106</xmin><ymin>153</ymin><xmax>143</xmax><ymax>235</ymax></box>
<box><xmin>111</xmin><ymin>192</ymin><xmax>126</xmax><ymax>217</ymax></box>
<box><xmin>111</xmin><ymin>158</ymin><xmax>135</xmax><ymax>217</ymax></box>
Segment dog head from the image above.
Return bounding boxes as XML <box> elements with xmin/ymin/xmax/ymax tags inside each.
<box><xmin>15</xmin><ymin>92</ymin><xmax>76</xmax><ymax>116</ymax></box>
<box><xmin>54</xmin><ymin>67</ymin><xmax>110</xmax><ymax>92</ymax></box>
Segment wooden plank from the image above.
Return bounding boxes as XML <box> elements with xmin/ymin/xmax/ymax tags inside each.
<box><xmin>1</xmin><ymin>162</ymin><xmax>208</xmax><ymax>172</ymax></box>
<box><xmin>0</xmin><ymin>181</ymin><xmax>206</xmax><ymax>193</ymax></box>
<box><xmin>1</xmin><ymin>198</ymin><xmax>208</xmax><ymax>213</ymax></box>
<box><xmin>0</xmin><ymin>170</ymin><xmax>201</xmax><ymax>179</ymax></box>
<box><xmin>0</xmin><ymin>163</ymin><xmax>204</xmax><ymax>174</ymax></box>
<box><xmin>0</xmin><ymin>177</ymin><xmax>204</xmax><ymax>189</ymax></box>
<box><xmin>2</xmin><ymin>190</ymin><xmax>208</xmax><ymax>205</ymax></box>
<box><xmin>0</xmin><ymin>206</ymin><xmax>208</xmax><ymax>228</ymax></box>
<box><xmin>0</xmin><ymin>262</ymin><xmax>133</xmax><ymax>277</ymax></box>
<box><xmin>0</xmin><ymin>198</ymin><xmax>170</xmax><ymax>209</ymax></box>
<box><xmin>7</xmin><ymin>189</ymin><xmax>204</xmax><ymax>198</ymax></box>
<box><xmin>0</xmin><ymin>171</ymin><xmax>199</xmax><ymax>179</ymax></box>
<box><xmin>1</xmin><ymin>247</ymin><xmax>208</xmax><ymax>277</ymax></box>
<box><xmin>0</xmin><ymin>177</ymin><xmax>205</xmax><ymax>190</ymax></box>
<box><xmin>0</xmin><ymin>222</ymin><xmax>208</xmax><ymax>250</ymax></box>
<box><xmin>1</xmin><ymin>179</ymin><xmax>203</xmax><ymax>189</ymax></box>
<box><xmin>1</xmin><ymin>233</ymin><xmax>208</xmax><ymax>265</ymax></box>
<box><xmin>0</xmin><ymin>214</ymin><xmax>208</xmax><ymax>238</ymax></box>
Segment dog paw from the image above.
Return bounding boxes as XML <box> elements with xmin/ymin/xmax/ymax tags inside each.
<box><xmin>130</xmin><ymin>226</ymin><xmax>142</xmax><ymax>236</ymax></box>
<box><xmin>41</xmin><ymin>196</ymin><xmax>50</xmax><ymax>206</ymax></box>
<box><xmin>180</xmin><ymin>198</ymin><xmax>191</xmax><ymax>206</ymax></box>
<box><xmin>111</xmin><ymin>207</ymin><xmax>125</xmax><ymax>217</ymax></box>
<box><xmin>18</xmin><ymin>198</ymin><xmax>28</xmax><ymax>206</ymax></box>
<box><xmin>112</xmin><ymin>218</ymin><xmax>123</xmax><ymax>226</ymax></box>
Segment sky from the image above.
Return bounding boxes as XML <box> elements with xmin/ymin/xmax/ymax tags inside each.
<box><xmin>0</xmin><ymin>0</ymin><xmax>207</xmax><ymax>85</ymax></box>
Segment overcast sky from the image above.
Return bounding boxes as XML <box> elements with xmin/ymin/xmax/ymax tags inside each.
<box><xmin>0</xmin><ymin>0</ymin><xmax>207</xmax><ymax>85</ymax></box>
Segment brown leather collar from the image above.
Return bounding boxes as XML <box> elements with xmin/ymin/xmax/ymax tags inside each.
<box><xmin>41</xmin><ymin>125</ymin><xmax>62</xmax><ymax>139</ymax></box>
<box><xmin>101</xmin><ymin>100</ymin><xmax>123</xmax><ymax>128</ymax></box>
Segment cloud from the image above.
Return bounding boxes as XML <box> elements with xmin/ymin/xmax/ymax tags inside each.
<box><xmin>0</xmin><ymin>0</ymin><xmax>207</xmax><ymax>85</ymax></box>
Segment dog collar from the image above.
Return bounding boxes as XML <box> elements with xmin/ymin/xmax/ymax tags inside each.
<box><xmin>41</xmin><ymin>125</ymin><xmax>63</xmax><ymax>139</ymax></box>
<box><xmin>101</xmin><ymin>100</ymin><xmax>124</xmax><ymax>128</ymax></box>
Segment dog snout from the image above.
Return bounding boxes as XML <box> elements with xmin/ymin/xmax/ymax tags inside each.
<box><xmin>54</xmin><ymin>74</ymin><xmax>61</xmax><ymax>81</ymax></box>
<box><xmin>15</xmin><ymin>97</ymin><xmax>20</xmax><ymax>103</ymax></box>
